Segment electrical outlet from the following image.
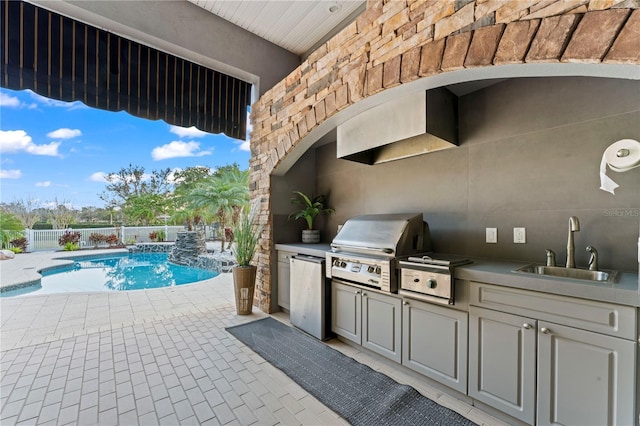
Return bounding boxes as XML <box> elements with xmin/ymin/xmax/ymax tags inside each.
<box><xmin>514</xmin><ymin>227</ymin><xmax>526</xmax><ymax>244</ymax></box>
<box><xmin>486</xmin><ymin>228</ymin><xmax>497</xmax><ymax>244</ymax></box>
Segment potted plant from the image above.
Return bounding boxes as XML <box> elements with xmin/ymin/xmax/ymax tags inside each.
<box><xmin>288</xmin><ymin>191</ymin><xmax>334</xmax><ymax>243</ymax></box>
<box><xmin>231</xmin><ymin>204</ymin><xmax>262</xmax><ymax>315</ymax></box>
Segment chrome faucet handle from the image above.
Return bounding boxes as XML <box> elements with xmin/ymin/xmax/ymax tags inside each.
<box><xmin>545</xmin><ymin>249</ymin><xmax>556</xmax><ymax>267</ymax></box>
<box><xmin>586</xmin><ymin>246</ymin><xmax>598</xmax><ymax>271</ymax></box>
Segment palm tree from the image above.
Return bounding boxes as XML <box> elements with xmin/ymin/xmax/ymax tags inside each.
<box><xmin>186</xmin><ymin>167</ymin><xmax>249</xmax><ymax>251</ymax></box>
<box><xmin>0</xmin><ymin>210</ymin><xmax>25</xmax><ymax>249</ymax></box>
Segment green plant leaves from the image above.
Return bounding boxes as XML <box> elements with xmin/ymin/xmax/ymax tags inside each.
<box><xmin>287</xmin><ymin>191</ymin><xmax>334</xmax><ymax>230</ymax></box>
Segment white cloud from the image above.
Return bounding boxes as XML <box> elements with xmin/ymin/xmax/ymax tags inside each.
<box><xmin>0</xmin><ymin>130</ymin><xmax>61</xmax><ymax>157</ymax></box>
<box><xmin>28</xmin><ymin>90</ymin><xmax>87</xmax><ymax>110</ymax></box>
<box><xmin>0</xmin><ymin>169</ymin><xmax>22</xmax><ymax>179</ymax></box>
<box><xmin>0</xmin><ymin>92</ymin><xmax>21</xmax><ymax>108</ymax></box>
<box><xmin>167</xmin><ymin>168</ymin><xmax>182</xmax><ymax>184</ymax></box>
<box><xmin>169</xmin><ymin>125</ymin><xmax>208</xmax><ymax>138</ymax></box>
<box><xmin>246</xmin><ymin>120</ymin><xmax>253</xmax><ymax>140</ymax></box>
<box><xmin>35</xmin><ymin>181</ymin><xmax>51</xmax><ymax>187</ymax></box>
<box><xmin>89</xmin><ymin>172</ymin><xmax>108</xmax><ymax>183</ymax></box>
<box><xmin>151</xmin><ymin>141</ymin><xmax>212</xmax><ymax>160</ymax></box>
<box><xmin>47</xmin><ymin>128</ymin><xmax>82</xmax><ymax>139</ymax></box>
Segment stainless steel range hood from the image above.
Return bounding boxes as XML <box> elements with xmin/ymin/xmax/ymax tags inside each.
<box><xmin>337</xmin><ymin>88</ymin><xmax>458</xmax><ymax>165</ymax></box>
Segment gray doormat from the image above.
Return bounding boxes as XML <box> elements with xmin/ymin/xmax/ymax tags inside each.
<box><xmin>226</xmin><ymin>317</ymin><xmax>477</xmax><ymax>426</ymax></box>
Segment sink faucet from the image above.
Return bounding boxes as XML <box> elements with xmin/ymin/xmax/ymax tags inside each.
<box><xmin>586</xmin><ymin>246</ymin><xmax>598</xmax><ymax>271</ymax></box>
<box><xmin>566</xmin><ymin>216</ymin><xmax>580</xmax><ymax>268</ymax></box>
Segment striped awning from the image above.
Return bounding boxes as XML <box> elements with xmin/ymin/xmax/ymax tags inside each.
<box><xmin>1</xmin><ymin>0</ymin><xmax>251</xmax><ymax>140</ymax></box>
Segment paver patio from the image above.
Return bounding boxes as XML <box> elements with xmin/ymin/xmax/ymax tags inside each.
<box><xmin>0</xmin><ymin>252</ymin><xmax>504</xmax><ymax>425</ymax></box>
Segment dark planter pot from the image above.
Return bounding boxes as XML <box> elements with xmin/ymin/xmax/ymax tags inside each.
<box><xmin>302</xmin><ymin>229</ymin><xmax>320</xmax><ymax>244</ymax></box>
<box><xmin>232</xmin><ymin>265</ymin><xmax>257</xmax><ymax>315</ymax></box>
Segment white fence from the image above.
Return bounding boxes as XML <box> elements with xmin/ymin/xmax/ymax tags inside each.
<box><xmin>24</xmin><ymin>226</ymin><xmax>186</xmax><ymax>251</ymax></box>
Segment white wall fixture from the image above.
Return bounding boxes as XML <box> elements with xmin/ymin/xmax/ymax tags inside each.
<box><xmin>599</xmin><ymin>139</ymin><xmax>640</xmax><ymax>194</ymax></box>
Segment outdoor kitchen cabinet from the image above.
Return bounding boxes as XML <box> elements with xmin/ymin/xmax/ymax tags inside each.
<box><xmin>331</xmin><ymin>280</ymin><xmax>402</xmax><ymax>363</ymax></box>
<box><xmin>468</xmin><ymin>307</ymin><xmax>536</xmax><ymax>424</ymax></box>
<box><xmin>469</xmin><ymin>282</ymin><xmax>637</xmax><ymax>426</ymax></box>
<box><xmin>402</xmin><ymin>298</ymin><xmax>468</xmax><ymax>395</ymax></box>
<box><xmin>277</xmin><ymin>250</ymin><xmax>295</xmax><ymax>310</ymax></box>
<box><xmin>536</xmin><ymin>321</ymin><xmax>636</xmax><ymax>426</ymax></box>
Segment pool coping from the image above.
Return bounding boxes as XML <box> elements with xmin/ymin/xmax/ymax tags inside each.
<box><xmin>0</xmin><ymin>249</ymin><xmax>130</xmax><ymax>293</ymax></box>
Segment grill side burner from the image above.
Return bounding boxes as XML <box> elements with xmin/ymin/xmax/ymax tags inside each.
<box><xmin>326</xmin><ymin>213</ymin><xmax>431</xmax><ymax>293</ymax></box>
<box><xmin>398</xmin><ymin>254</ymin><xmax>472</xmax><ymax>305</ymax></box>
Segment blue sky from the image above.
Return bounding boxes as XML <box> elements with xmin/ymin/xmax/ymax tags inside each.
<box><xmin>0</xmin><ymin>88</ymin><xmax>250</xmax><ymax>208</ymax></box>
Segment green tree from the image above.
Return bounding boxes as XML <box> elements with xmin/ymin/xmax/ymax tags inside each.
<box><xmin>47</xmin><ymin>198</ymin><xmax>78</xmax><ymax>229</ymax></box>
<box><xmin>124</xmin><ymin>193</ymin><xmax>175</xmax><ymax>226</ymax></box>
<box><xmin>0</xmin><ymin>210</ymin><xmax>25</xmax><ymax>249</ymax></box>
<box><xmin>99</xmin><ymin>164</ymin><xmax>173</xmax><ymax>207</ymax></box>
<box><xmin>98</xmin><ymin>164</ymin><xmax>177</xmax><ymax>225</ymax></box>
<box><xmin>2</xmin><ymin>196</ymin><xmax>40</xmax><ymax>229</ymax></box>
<box><xmin>186</xmin><ymin>165</ymin><xmax>249</xmax><ymax>251</ymax></box>
<box><xmin>171</xmin><ymin>166</ymin><xmax>213</xmax><ymax>229</ymax></box>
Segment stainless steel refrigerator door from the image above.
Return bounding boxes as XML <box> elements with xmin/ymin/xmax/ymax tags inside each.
<box><xmin>290</xmin><ymin>255</ymin><xmax>326</xmax><ymax>340</ymax></box>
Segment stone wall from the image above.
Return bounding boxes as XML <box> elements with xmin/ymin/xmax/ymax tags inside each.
<box><xmin>168</xmin><ymin>231</ymin><xmax>207</xmax><ymax>266</ymax></box>
<box><xmin>249</xmin><ymin>0</ymin><xmax>640</xmax><ymax>312</ymax></box>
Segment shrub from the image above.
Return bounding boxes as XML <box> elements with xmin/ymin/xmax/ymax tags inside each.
<box><xmin>9</xmin><ymin>247</ymin><xmax>23</xmax><ymax>254</ymax></box>
<box><xmin>88</xmin><ymin>233</ymin><xmax>107</xmax><ymax>246</ymax></box>
<box><xmin>10</xmin><ymin>237</ymin><xmax>27</xmax><ymax>251</ymax></box>
<box><xmin>156</xmin><ymin>230</ymin><xmax>166</xmax><ymax>242</ymax></box>
<box><xmin>58</xmin><ymin>231</ymin><xmax>81</xmax><ymax>247</ymax></box>
<box><xmin>63</xmin><ymin>242</ymin><xmax>80</xmax><ymax>251</ymax></box>
<box><xmin>106</xmin><ymin>234</ymin><xmax>120</xmax><ymax>246</ymax></box>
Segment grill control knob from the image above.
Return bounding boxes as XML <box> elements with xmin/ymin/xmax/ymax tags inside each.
<box><xmin>374</xmin><ymin>266</ymin><xmax>381</xmax><ymax>274</ymax></box>
<box><xmin>340</xmin><ymin>261</ymin><xmax>347</xmax><ymax>268</ymax></box>
<box><xmin>367</xmin><ymin>266</ymin><xmax>374</xmax><ymax>273</ymax></box>
<box><xmin>426</xmin><ymin>279</ymin><xmax>437</xmax><ymax>289</ymax></box>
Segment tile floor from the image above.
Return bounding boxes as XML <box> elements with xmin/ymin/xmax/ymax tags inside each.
<box><xmin>1</xmin><ymin>252</ymin><xmax>507</xmax><ymax>425</ymax></box>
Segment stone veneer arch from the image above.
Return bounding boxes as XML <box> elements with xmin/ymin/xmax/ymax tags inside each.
<box><xmin>249</xmin><ymin>0</ymin><xmax>640</xmax><ymax>312</ymax></box>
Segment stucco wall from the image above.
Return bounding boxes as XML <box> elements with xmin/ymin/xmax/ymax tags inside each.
<box><xmin>314</xmin><ymin>76</ymin><xmax>639</xmax><ymax>271</ymax></box>
<box><xmin>249</xmin><ymin>0</ymin><xmax>640</xmax><ymax>312</ymax></box>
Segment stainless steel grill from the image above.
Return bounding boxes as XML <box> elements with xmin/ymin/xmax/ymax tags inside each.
<box><xmin>326</xmin><ymin>213</ymin><xmax>431</xmax><ymax>293</ymax></box>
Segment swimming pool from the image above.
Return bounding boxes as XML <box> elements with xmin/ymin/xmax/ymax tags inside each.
<box><xmin>0</xmin><ymin>252</ymin><xmax>218</xmax><ymax>297</ymax></box>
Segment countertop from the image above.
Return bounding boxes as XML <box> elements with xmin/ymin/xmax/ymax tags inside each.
<box><xmin>275</xmin><ymin>243</ymin><xmax>331</xmax><ymax>258</ymax></box>
<box><xmin>274</xmin><ymin>243</ymin><xmax>640</xmax><ymax>307</ymax></box>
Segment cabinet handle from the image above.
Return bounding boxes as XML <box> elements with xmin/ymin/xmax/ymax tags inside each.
<box><xmin>540</xmin><ymin>327</ymin><xmax>551</xmax><ymax>334</ymax></box>
<box><xmin>355</xmin><ymin>290</ymin><xmax>361</xmax><ymax>294</ymax></box>
<box><xmin>403</xmin><ymin>301</ymin><xmax>409</xmax><ymax>305</ymax></box>
<box><xmin>523</xmin><ymin>323</ymin><xmax>533</xmax><ymax>330</ymax></box>
<box><xmin>362</xmin><ymin>293</ymin><xmax>367</xmax><ymax>296</ymax></box>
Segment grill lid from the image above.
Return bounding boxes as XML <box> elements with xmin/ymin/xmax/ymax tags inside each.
<box><xmin>331</xmin><ymin>213</ymin><xmax>430</xmax><ymax>257</ymax></box>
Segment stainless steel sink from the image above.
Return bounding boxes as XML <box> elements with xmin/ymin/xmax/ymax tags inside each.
<box><xmin>514</xmin><ymin>264</ymin><xmax>618</xmax><ymax>283</ymax></box>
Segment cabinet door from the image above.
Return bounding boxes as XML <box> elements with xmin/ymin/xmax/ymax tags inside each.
<box><xmin>402</xmin><ymin>298</ymin><xmax>468</xmax><ymax>394</ymax></box>
<box><xmin>331</xmin><ymin>281</ymin><xmax>361</xmax><ymax>344</ymax></box>
<box><xmin>362</xmin><ymin>290</ymin><xmax>402</xmax><ymax>363</ymax></box>
<box><xmin>537</xmin><ymin>321</ymin><xmax>636</xmax><ymax>426</ymax></box>
<box><xmin>469</xmin><ymin>307</ymin><xmax>536</xmax><ymax>424</ymax></box>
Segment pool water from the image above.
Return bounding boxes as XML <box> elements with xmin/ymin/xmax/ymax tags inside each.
<box><xmin>1</xmin><ymin>253</ymin><xmax>218</xmax><ymax>297</ymax></box>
